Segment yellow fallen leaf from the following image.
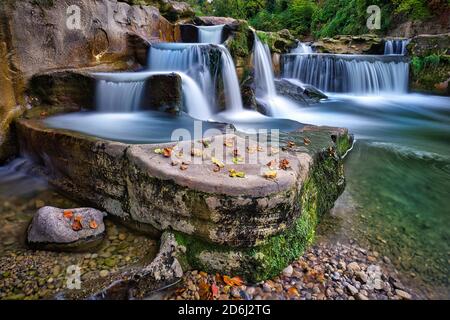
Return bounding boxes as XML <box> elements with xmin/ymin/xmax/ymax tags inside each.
<box><xmin>232</xmin><ymin>157</ymin><xmax>244</xmax><ymax>164</ymax></box>
<box><xmin>229</xmin><ymin>169</ymin><xmax>245</xmax><ymax>178</ymax></box>
<box><xmin>211</xmin><ymin>157</ymin><xmax>224</xmax><ymax>168</ymax></box>
<box><xmin>263</xmin><ymin>170</ymin><xmax>278</xmax><ymax>180</ymax></box>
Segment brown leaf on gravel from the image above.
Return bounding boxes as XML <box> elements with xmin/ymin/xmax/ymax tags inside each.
<box><xmin>198</xmin><ymin>279</ymin><xmax>212</xmax><ymax>300</ymax></box>
<box><xmin>288</xmin><ymin>287</ymin><xmax>300</xmax><ymax>297</ymax></box>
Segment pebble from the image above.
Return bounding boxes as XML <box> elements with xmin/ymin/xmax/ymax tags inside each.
<box><xmin>283</xmin><ymin>265</ymin><xmax>293</xmax><ymax>277</ymax></box>
<box><xmin>347</xmin><ymin>262</ymin><xmax>361</xmax><ymax>272</ymax></box>
<box><xmin>346</xmin><ymin>284</ymin><xmax>358</xmax><ymax>295</ymax></box>
<box><xmin>99</xmin><ymin>270</ymin><xmax>109</xmax><ymax>278</ymax></box>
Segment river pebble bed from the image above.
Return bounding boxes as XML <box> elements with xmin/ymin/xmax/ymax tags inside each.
<box><xmin>164</xmin><ymin>241</ymin><xmax>416</xmax><ymax>301</ymax></box>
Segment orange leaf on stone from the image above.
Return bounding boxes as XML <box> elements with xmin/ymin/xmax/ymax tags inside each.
<box><xmin>63</xmin><ymin>210</ymin><xmax>73</xmax><ymax>219</ymax></box>
<box><xmin>72</xmin><ymin>220</ymin><xmax>82</xmax><ymax>231</ymax></box>
<box><xmin>279</xmin><ymin>159</ymin><xmax>291</xmax><ymax>170</ymax></box>
<box><xmin>163</xmin><ymin>147</ymin><xmax>173</xmax><ymax>158</ymax></box>
<box><xmin>74</xmin><ymin>215</ymin><xmax>83</xmax><ymax>223</ymax></box>
<box><xmin>89</xmin><ymin>220</ymin><xmax>98</xmax><ymax>229</ymax></box>
<box><xmin>303</xmin><ymin>137</ymin><xmax>311</xmax><ymax>146</ymax></box>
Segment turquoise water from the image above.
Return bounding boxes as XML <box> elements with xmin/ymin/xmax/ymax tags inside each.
<box><xmin>291</xmin><ymin>94</ymin><xmax>450</xmax><ymax>298</ymax></box>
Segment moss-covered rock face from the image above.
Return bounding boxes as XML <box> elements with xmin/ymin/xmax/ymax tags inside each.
<box><xmin>174</xmin><ymin>128</ymin><xmax>352</xmax><ymax>282</ymax></box>
<box><xmin>313</xmin><ymin>34</ymin><xmax>384</xmax><ymax>54</ymax></box>
<box><xmin>409</xmin><ymin>34</ymin><xmax>450</xmax><ymax>96</ymax></box>
<box><xmin>256</xmin><ymin>30</ymin><xmax>297</xmax><ymax>55</ymax></box>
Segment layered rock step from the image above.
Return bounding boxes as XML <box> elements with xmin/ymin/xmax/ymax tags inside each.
<box><xmin>16</xmin><ymin>117</ymin><xmax>352</xmax><ymax>282</ymax></box>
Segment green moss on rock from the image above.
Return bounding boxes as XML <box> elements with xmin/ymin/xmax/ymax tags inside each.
<box><xmin>173</xmin><ymin>138</ymin><xmax>348</xmax><ymax>282</ymax></box>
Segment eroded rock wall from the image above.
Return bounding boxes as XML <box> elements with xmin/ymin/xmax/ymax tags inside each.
<box><xmin>0</xmin><ymin>0</ymin><xmax>177</xmax><ymax>162</ymax></box>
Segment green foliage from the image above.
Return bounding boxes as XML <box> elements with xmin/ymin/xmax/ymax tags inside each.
<box><xmin>190</xmin><ymin>0</ymin><xmax>447</xmax><ymax>38</ymax></box>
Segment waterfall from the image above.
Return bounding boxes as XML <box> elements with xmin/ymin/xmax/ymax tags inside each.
<box><xmin>218</xmin><ymin>45</ymin><xmax>244</xmax><ymax>112</ymax></box>
<box><xmin>384</xmin><ymin>39</ymin><xmax>410</xmax><ymax>55</ymax></box>
<box><xmin>148</xmin><ymin>43</ymin><xmax>244</xmax><ymax>114</ymax></box>
<box><xmin>93</xmin><ymin>71</ymin><xmax>212</xmax><ymax>121</ymax></box>
<box><xmin>283</xmin><ymin>54</ymin><xmax>409</xmax><ymax>95</ymax></box>
<box><xmin>252</xmin><ymin>34</ymin><xmax>300</xmax><ymax>116</ymax></box>
<box><xmin>198</xmin><ymin>25</ymin><xmax>225</xmax><ymax>44</ymax></box>
<box><xmin>96</xmin><ymin>80</ymin><xmax>145</xmax><ymax>112</ymax></box>
<box><xmin>254</xmin><ymin>36</ymin><xmax>277</xmax><ymax>97</ymax></box>
<box><xmin>292</xmin><ymin>42</ymin><xmax>313</xmax><ymax>54</ymax></box>
<box><xmin>148</xmin><ymin>43</ymin><xmax>217</xmax><ymax>109</ymax></box>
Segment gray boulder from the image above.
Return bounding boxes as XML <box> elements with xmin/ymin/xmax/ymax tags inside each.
<box><xmin>27</xmin><ymin>206</ymin><xmax>106</xmax><ymax>252</ymax></box>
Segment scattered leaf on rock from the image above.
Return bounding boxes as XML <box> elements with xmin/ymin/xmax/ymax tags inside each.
<box><xmin>202</xmin><ymin>140</ymin><xmax>211</xmax><ymax>148</ymax></box>
<box><xmin>180</xmin><ymin>163</ymin><xmax>189</xmax><ymax>171</ymax></box>
<box><xmin>74</xmin><ymin>215</ymin><xmax>82</xmax><ymax>223</ymax></box>
<box><xmin>171</xmin><ymin>160</ymin><xmax>179</xmax><ymax>166</ymax></box>
<box><xmin>211</xmin><ymin>157</ymin><xmax>224</xmax><ymax>168</ymax></box>
<box><xmin>266</xmin><ymin>159</ymin><xmax>277</xmax><ymax>169</ymax></box>
<box><xmin>224</xmin><ymin>138</ymin><xmax>234</xmax><ymax>147</ymax></box>
<box><xmin>232</xmin><ymin>157</ymin><xmax>244</xmax><ymax>164</ymax></box>
<box><xmin>163</xmin><ymin>147</ymin><xmax>173</xmax><ymax>158</ymax></box>
<box><xmin>263</xmin><ymin>170</ymin><xmax>278</xmax><ymax>180</ymax></box>
<box><xmin>303</xmin><ymin>137</ymin><xmax>311</xmax><ymax>146</ymax></box>
<box><xmin>269</xmin><ymin>147</ymin><xmax>279</xmax><ymax>156</ymax></box>
<box><xmin>229</xmin><ymin>169</ymin><xmax>245</xmax><ymax>178</ymax></box>
<box><xmin>223</xmin><ymin>275</ymin><xmax>244</xmax><ymax>286</ymax></box>
<box><xmin>154</xmin><ymin>148</ymin><xmax>163</xmax><ymax>154</ymax></box>
<box><xmin>63</xmin><ymin>210</ymin><xmax>73</xmax><ymax>219</ymax></box>
<box><xmin>89</xmin><ymin>220</ymin><xmax>98</xmax><ymax>229</ymax></box>
<box><xmin>279</xmin><ymin>159</ymin><xmax>291</xmax><ymax>170</ymax></box>
<box><xmin>213</xmin><ymin>164</ymin><xmax>221</xmax><ymax>172</ymax></box>
<box><xmin>191</xmin><ymin>148</ymin><xmax>203</xmax><ymax>157</ymax></box>
<box><xmin>287</xmin><ymin>141</ymin><xmax>296</xmax><ymax>148</ymax></box>
<box><xmin>247</xmin><ymin>146</ymin><xmax>257</xmax><ymax>154</ymax></box>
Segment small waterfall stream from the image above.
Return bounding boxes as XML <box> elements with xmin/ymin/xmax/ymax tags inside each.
<box><xmin>384</xmin><ymin>39</ymin><xmax>410</xmax><ymax>55</ymax></box>
<box><xmin>283</xmin><ymin>53</ymin><xmax>409</xmax><ymax>95</ymax></box>
<box><xmin>198</xmin><ymin>25</ymin><xmax>225</xmax><ymax>44</ymax></box>
<box><xmin>291</xmin><ymin>42</ymin><xmax>313</xmax><ymax>54</ymax></box>
<box><xmin>96</xmin><ymin>80</ymin><xmax>145</xmax><ymax>112</ymax></box>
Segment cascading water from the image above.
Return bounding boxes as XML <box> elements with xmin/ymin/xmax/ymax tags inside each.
<box><xmin>218</xmin><ymin>45</ymin><xmax>244</xmax><ymax>112</ymax></box>
<box><xmin>252</xmin><ymin>35</ymin><xmax>301</xmax><ymax>117</ymax></box>
<box><xmin>283</xmin><ymin>54</ymin><xmax>409</xmax><ymax>95</ymax></box>
<box><xmin>254</xmin><ymin>36</ymin><xmax>277</xmax><ymax>97</ymax></box>
<box><xmin>198</xmin><ymin>25</ymin><xmax>225</xmax><ymax>44</ymax></box>
<box><xmin>291</xmin><ymin>42</ymin><xmax>313</xmax><ymax>54</ymax></box>
<box><xmin>95</xmin><ymin>79</ymin><xmax>145</xmax><ymax>112</ymax></box>
<box><xmin>384</xmin><ymin>39</ymin><xmax>410</xmax><ymax>55</ymax></box>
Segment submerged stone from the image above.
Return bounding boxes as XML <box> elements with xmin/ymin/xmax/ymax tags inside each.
<box><xmin>27</xmin><ymin>206</ymin><xmax>107</xmax><ymax>252</ymax></box>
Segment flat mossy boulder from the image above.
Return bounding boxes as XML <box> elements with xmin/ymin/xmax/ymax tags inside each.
<box><xmin>15</xmin><ymin>115</ymin><xmax>353</xmax><ymax>282</ymax></box>
<box><xmin>409</xmin><ymin>33</ymin><xmax>450</xmax><ymax>95</ymax></box>
<box><xmin>256</xmin><ymin>30</ymin><xmax>297</xmax><ymax>54</ymax></box>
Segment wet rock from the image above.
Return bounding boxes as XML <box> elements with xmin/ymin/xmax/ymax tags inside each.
<box><xmin>275</xmin><ymin>79</ymin><xmax>327</xmax><ymax>105</ymax></box>
<box><xmin>313</xmin><ymin>34</ymin><xmax>384</xmax><ymax>54</ymax></box>
<box><xmin>160</xmin><ymin>0</ymin><xmax>195</xmax><ymax>22</ymax></box>
<box><xmin>27</xmin><ymin>206</ymin><xmax>106</xmax><ymax>252</ymax></box>
<box><xmin>347</xmin><ymin>262</ymin><xmax>361</xmax><ymax>273</ymax></box>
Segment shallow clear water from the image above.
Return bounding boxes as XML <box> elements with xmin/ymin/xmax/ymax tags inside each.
<box><xmin>286</xmin><ymin>93</ymin><xmax>450</xmax><ymax>297</ymax></box>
